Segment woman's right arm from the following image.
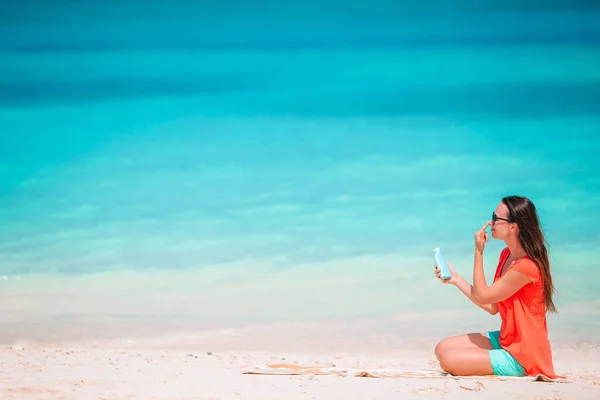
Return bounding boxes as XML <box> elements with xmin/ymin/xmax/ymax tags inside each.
<box><xmin>434</xmin><ymin>265</ymin><xmax>498</xmax><ymax>315</ymax></box>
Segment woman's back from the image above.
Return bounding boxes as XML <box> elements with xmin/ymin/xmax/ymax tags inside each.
<box><xmin>494</xmin><ymin>247</ymin><xmax>557</xmax><ymax>378</ymax></box>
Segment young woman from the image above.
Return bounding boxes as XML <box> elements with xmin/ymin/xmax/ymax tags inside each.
<box><xmin>433</xmin><ymin>195</ymin><xmax>559</xmax><ymax>378</ymax></box>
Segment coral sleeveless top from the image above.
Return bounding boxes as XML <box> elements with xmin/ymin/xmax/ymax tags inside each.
<box><xmin>493</xmin><ymin>247</ymin><xmax>558</xmax><ymax>378</ymax></box>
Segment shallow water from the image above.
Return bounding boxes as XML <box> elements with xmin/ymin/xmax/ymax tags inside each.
<box><xmin>1</xmin><ymin>1</ymin><xmax>599</xmax><ymax>346</ymax></box>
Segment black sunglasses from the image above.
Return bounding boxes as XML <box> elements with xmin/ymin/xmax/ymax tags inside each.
<box><xmin>492</xmin><ymin>212</ymin><xmax>512</xmax><ymax>224</ymax></box>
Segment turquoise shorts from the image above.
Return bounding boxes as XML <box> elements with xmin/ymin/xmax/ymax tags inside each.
<box><xmin>486</xmin><ymin>331</ymin><xmax>526</xmax><ymax>376</ymax></box>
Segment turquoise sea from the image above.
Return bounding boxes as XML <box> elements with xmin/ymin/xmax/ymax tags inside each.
<box><xmin>0</xmin><ymin>1</ymin><xmax>599</xmax><ymax>346</ymax></box>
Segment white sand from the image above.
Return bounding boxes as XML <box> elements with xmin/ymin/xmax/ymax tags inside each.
<box><xmin>1</xmin><ymin>318</ymin><xmax>598</xmax><ymax>400</ymax></box>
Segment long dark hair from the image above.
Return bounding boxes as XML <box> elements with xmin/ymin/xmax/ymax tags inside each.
<box><xmin>502</xmin><ymin>196</ymin><xmax>557</xmax><ymax>313</ymax></box>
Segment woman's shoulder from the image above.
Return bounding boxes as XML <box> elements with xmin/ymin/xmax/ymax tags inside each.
<box><xmin>509</xmin><ymin>255</ymin><xmax>541</xmax><ymax>282</ymax></box>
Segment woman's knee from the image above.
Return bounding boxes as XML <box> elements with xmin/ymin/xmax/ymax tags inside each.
<box><xmin>434</xmin><ymin>334</ymin><xmax>483</xmax><ymax>373</ymax></box>
<box><xmin>435</xmin><ymin>333</ymin><xmax>492</xmax><ymax>358</ymax></box>
<box><xmin>434</xmin><ymin>338</ymin><xmax>449</xmax><ymax>360</ymax></box>
<box><xmin>436</xmin><ymin>350</ymin><xmax>455</xmax><ymax>373</ymax></box>
<box><xmin>435</xmin><ymin>348</ymin><xmax>495</xmax><ymax>376</ymax></box>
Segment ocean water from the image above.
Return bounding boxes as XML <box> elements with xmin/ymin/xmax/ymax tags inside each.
<box><xmin>0</xmin><ymin>1</ymin><xmax>599</xmax><ymax>345</ymax></box>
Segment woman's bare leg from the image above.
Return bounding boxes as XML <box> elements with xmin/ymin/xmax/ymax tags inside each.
<box><xmin>434</xmin><ymin>333</ymin><xmax>495</xmax><ymax>376</ymax></box>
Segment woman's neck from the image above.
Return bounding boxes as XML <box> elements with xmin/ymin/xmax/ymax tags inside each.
<box><xmin>506</xmin><ymin>236</ymin><xmax>527</xmax><ymax>259</ymax></box>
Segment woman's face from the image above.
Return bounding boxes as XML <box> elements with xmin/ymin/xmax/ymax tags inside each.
<box><xmin>491</xmin><ymin>203</ymin><xmax>513</xmax><ymax>240</ymax></box>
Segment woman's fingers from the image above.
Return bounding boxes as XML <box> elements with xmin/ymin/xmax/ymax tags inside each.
<box><xmin>479</xmin><ymin>220</ymin><xmax>492</xmax><ymax>233</ymax></box>
<box><xmin>475</xmin><ymin>221</ymin><xmax>491</xmax><ymax>239</ymax></box>
<box><xmin>434</xmin><ymin>265</ymin><xmax>445</xmax><ymax>281</ymax></box>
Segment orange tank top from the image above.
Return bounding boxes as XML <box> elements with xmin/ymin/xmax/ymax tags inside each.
<box><xmin>493</xmin><ymin>247</ymin><xmax>558</xmax><ymax>378</ymax></box>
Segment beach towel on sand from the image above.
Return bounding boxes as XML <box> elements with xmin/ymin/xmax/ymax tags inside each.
<box><xmin>242</xmin><ymin>363</ymin><xmax>572</xmax><ymax>383</ymax></box>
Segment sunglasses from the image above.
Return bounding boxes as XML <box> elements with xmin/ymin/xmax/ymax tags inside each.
<box><xmin>492</xmin><ymin>212</ymin><xmax>512</xmax><ymax>224</ymax></box>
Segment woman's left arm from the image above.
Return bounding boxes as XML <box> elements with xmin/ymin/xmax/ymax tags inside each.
<box><xmin>472</xmin><ymin>250</ymin><xmax>531</xmax><ymax>304</ymax></box>
<box><xmin>471</xmin><ymin>221</ymin><xmax>531</xmax><ymax>304</ymax></box>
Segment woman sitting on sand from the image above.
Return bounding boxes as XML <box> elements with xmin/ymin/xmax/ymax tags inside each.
<box><xmin>433</xmin><ymin>195</ymin><xmax>559</xmax><ymax>378</ymax></box>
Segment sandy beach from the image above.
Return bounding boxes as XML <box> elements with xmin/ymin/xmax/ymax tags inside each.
<box><xmin>1</xmin><ymin>261</ymin><xmax>597</xmax><ymax>400</ymax></box>
<box><xmin>1</xmin><ymin>317</ymin><xmax>598</xmax><ymax>400</ymax></box>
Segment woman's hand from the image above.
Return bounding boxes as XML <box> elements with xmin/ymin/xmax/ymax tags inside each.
<box><xmin>434</xmin><ymin>261</ymin><xmax>459</xmax><ymax>285</ymax></box>
<box><xmin>474</xmin><ymin>221</ymin><xmax>492</xmax><ymax>253</ymax></box>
